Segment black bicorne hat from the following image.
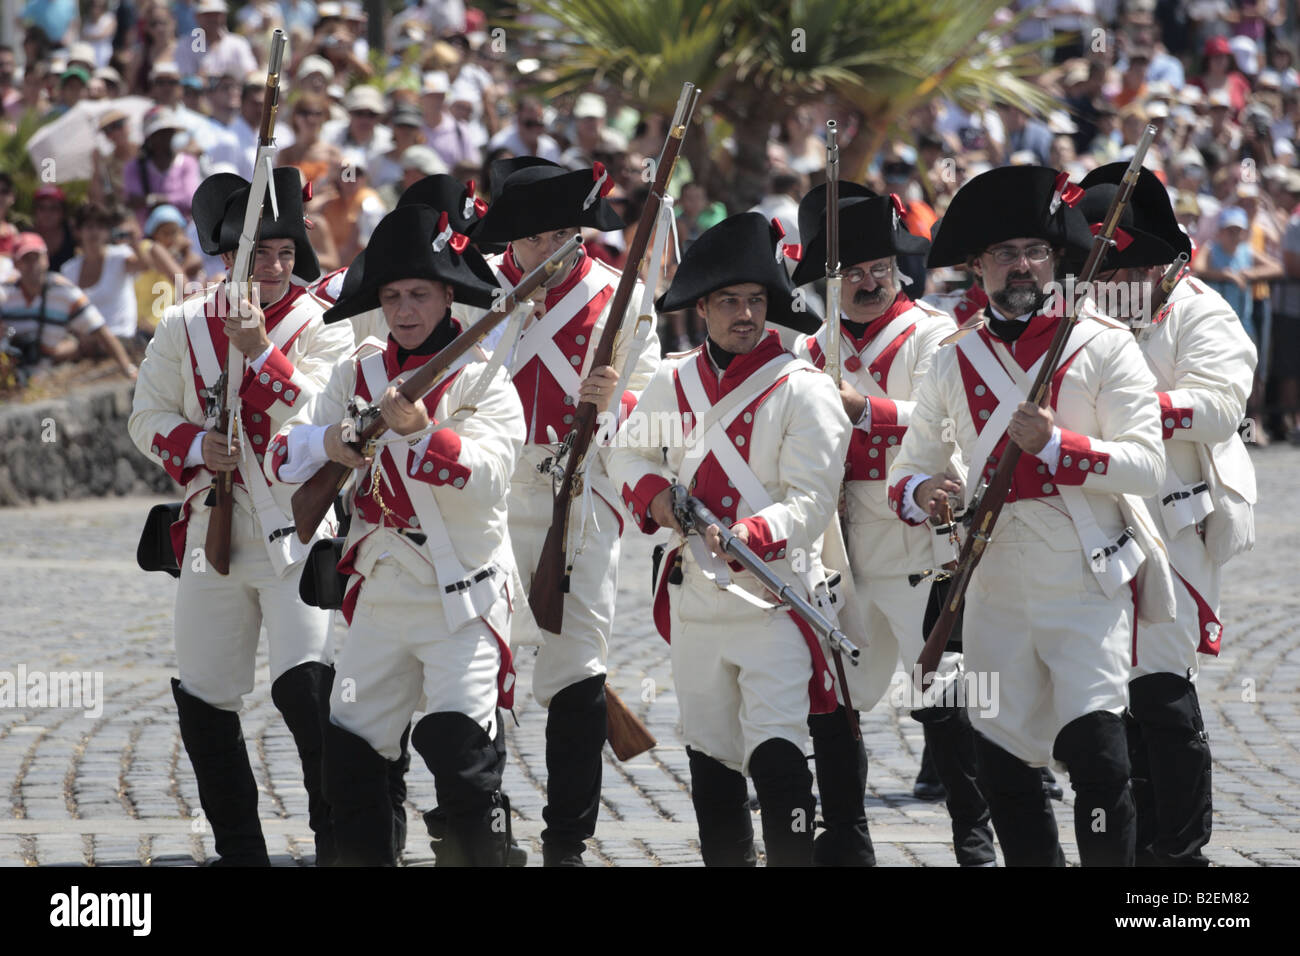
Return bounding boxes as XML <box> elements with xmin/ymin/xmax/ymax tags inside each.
<box><xmin>472</xmin><ymin>157</ymin><xmax>625</xmax><ymax>244</ymax></box>
<box><xmin>1079</xmin><ymin>162</ymin><xmax>1191</xmax><ymax>260</ymax></box>
<box><xmin>926</xmin><ymin>165</ymin><xmax>1093</xmax><ymax>268</ymax></box>
<box><xmin>322</xmin><ymin>204</ymin><xmax>499</xmax><ymax>323</ymax></box>
<box><xmin>795</xmin><ymin>180</ymin><xmax>877</xmax><ymax>254</ymax></box>
<box><xmin>655</xmin><ymin>212</ymin><xmax>818</xmax><ymax>334</ymax></box>
<box><xmin>792</xmin><ymin>192</ymin><xmax>932</xmax><ymax>286</ymax></box>
<box><xmin>1077</xmin><ymin>183</ymin><xmax>1178</xmax><ymax>270</ymax></box>
<box><xmin>399</xmin><ymin>172</ymin><xmax>504</xmax><ymax>256</ymax></box>
<box><xmin>191</xmin><ymin>167</ymin><xmax>321</xmax><ymax>281</ymax></box>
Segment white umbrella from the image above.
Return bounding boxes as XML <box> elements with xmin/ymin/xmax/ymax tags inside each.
<box><xmin>24</xmin><ymin>96</ymin><xmax>155</xmax><ymax>183</ymax></box>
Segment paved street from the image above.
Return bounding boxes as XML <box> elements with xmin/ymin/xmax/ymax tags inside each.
<box><xmin>2</xmin><ymin>445</ymin><xmax>1298</xmax><ymax>867</ymax></box>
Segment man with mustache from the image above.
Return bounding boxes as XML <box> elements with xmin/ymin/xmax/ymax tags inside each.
<box><xmin>1079</xmin><ymin>164</ymin><xmax>1257</xmax><ymax>866</ymax></box>
<box><xmin>466</xmin><ymin>157</ymin><xmax>662</xmax><ymax>866</ymax></box>
<box><xmin>129</xmin><ymin>168</ymin><xmax>355</xmax><ymax>865</ymax></box>
<box><xmin>888</xmin><ymin>166</ymin><xmax>1172</xmax><ymax>866</ymax></box>
<box><xmin>790</xmin><ymin>186</ymin><xmax>996</xmax><ymax>867</ymax></box>
<box><xmin>607</xmin><ymin>213</ymin><xmax>849</xmax><ymax>865</ymax></box>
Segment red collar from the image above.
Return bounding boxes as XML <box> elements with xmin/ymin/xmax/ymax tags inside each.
<box><xmin>698</xmin><ymin>330</ymin><xmax>788</xmax><ymax>398</ymax></box>
<box><xmin>500</xmin><ymin>245</ymin><xmax>592</xmax><ymax>308</ymax></box>
<box><xmin>263</xmin><ymin>282</ymin><xmax>307</xmax><ymax>331</ymax></box>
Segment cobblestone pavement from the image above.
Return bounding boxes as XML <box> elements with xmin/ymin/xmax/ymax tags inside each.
<box><xmin>2</xmin><ymin>446</ymin><xmax>1298</xmax><ymax>867</ymax></box>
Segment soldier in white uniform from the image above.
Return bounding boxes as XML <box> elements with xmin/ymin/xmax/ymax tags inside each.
<box><xmin>608</xmin><ymin>213</ymin><xmax>852</xmax><ymax>865</ymax></box>
<box><xmin>1079</xmin><ymin>164</ymin><xmax>1258</xmax><ymax>866</ymax></box>
<box><xmin>129</xmin><ymin>168</ymin><xmax>354</xmax><ymax>865</ymax></box>
<box><xmin>468</xmin><ymin>157</ymin><xmax>661</xmax><ymax>865</ymax></box>
<box><xmin>266</xmin><ymin>204</ymin><xmax>525</xmax><ymax>865</ymax></box>
<box><xmin>888</xmin><ymin>166</ymin><xmax>1171</xmax><ymax>866</ymax></box>
<box><xmin>790</xmin><ymin>184</ymin><xmax>996</xmax><ymax>867</ymax></box>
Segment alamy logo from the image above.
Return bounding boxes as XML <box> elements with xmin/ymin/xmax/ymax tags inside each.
<box><xmin>0</xmin><ymin>666</ymin><xmax>103</xmax><ymax>718</ymax></box>
<box><xmin>49</xmin><ymin>886</ymin><xmax>151</xmax><ymax>936</ymax></box>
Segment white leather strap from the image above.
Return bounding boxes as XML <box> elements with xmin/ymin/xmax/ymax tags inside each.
<box><xmin>812</xmin><ymin>311</ymin><xmax>915</xmax><ymax>399</ymax></box>
<box><xmin>1158</xmin><ymin>472</ymin><xmax>1213</xmax><ymax>536</ymax></box>
<box><xmin>1058</xmin><ymin>486</ymin><xmax>1146</xmax><ymax>597</ymax></box>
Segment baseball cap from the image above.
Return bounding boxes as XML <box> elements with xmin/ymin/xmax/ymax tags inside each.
<box><xmin>66</xmin><ymin>42</ymin><xmax>96</xmax><ymax>68</ymax></box>
<box><xmin>1218</xmin><ymin>207</ymin><xmax>1249</xmax><ymax>231</ymax></box>
<box><xmin>421</xmin><ymin>71</ymin><xmax>450</xmax><ymax>96</ymax></box>
<box><xmin>34</xmin><ymin>185</ymin><xmax>66</xmax><ymax>204</ymax></box>
<box><xmin>573</xmin><ymin>93</ymin><xmax>607</xmax><ymax>119</ymax></box>
<box><xmin>344</xmin><ymin>86</ymin><xmax>386</xmax><ymax>114</ymax></box>
<box><xmin>144</xmin><ymin>204</ymin><xmax>187</xmax><ymax>236</ymax></box>
<box><xmin>94</xmin><ymin>66</ymin><xmax>123</xmax><ymax>86</ymax></box>
<box><xmin>390</xmin><ymin>104</ymin><xmax>424</xmax><ymax>128</ymax></box>
<box><xmin>401</xmin><ymin>145</ymin><xmax>447</xmax><ymax>176</ymax></box>
<box><xmin>151</xmin><ymin>62</ymin><xmax>181</xmax><ymax>81</ymax></box>
<box><xmin>60</xmin><ymin>66</ymin><xmax>90</xmax><ymax>86</ymax></box>
<box><xmin>318</xmin><ymin>2</ymin><xmax>343</xmax><ymax>18</ymax></box>
<box><xmin>1230</xmin><ymin>36</ymin><xmax>1260</xmax><ymax>76</ymax></box>
<box><xmin>143</xmin><ymin>108</ymin><xmax>184</xmax><ymax>140</ymax></box>
<box><xmin>12</xmin><ymin>232</ymin><xmax>48</xmax><ymax>260</ymax></box>
<box><xmin>1204</xmin><ymin>35</ymin><xmax>1232</xmax><ymax>59</ymax></box>
<box><xmin>97</xmin><ymin>108</ymin><xmax>128</xmax><ymax>131</ymax></box>
<box><xmin>195</xmin><ymin>0</ymin><xmax>229</xmax><ymax>14</ymax></box>
<box><xmin>297</xmin><ymin>55</ymin><xmax>335</xmax><ymax>83</ymax></box>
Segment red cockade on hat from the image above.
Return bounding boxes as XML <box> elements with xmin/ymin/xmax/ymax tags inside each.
<box><xmin>1089</xmin><ymin>221</ymin><xmax>1134</xmax><ymax>251</ymax></box>
<box><xmin>462</xmin><ymin>180</ymin><xmax>489</xmax><ymax>219</ymax></box>
<box><xmin>583</xmin><ymin>161</ymin><xmax>614</xmax><ymax>210</ymax></box>
<box><xmin>1050</xmin><ymin>171</ymin><xmax>1084</xmax><ymax>214</ymax></box>
<box><xmin>769</xmin><ymin>217</ymin><xmax>798</xmax><ymax>261</ymax></box>
<box><xmin>302</xmin><ymin>180</ymin><xmax>313</xmax><ymax>202</ymax></box>
<box><xmin>432</xmin><ymin>210</ymin><xmax>469</xmax><ymax>254</ymax></box>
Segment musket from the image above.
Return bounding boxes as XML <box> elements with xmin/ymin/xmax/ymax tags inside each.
<box><xmin>914</xmin><ymin>125</ymin><xmax>1159</xmax><ymax>687</ymax></box>
<box><xmin>820</xmin><ymin>120</ymin><xmax>860</xmax><ymax>737</ymax></box>
<box><xmin>670</xmin><ymin>484</ymin><xmax>861</xmax><ymax>662</ymax></box>
<box><xmin>824</xmin><ymin>120</ymin><xmax>842</xmax><ymax>385</ymax></box>
<box><xmin>204</xmin><ymin>28</ymin><xmax>287</xmax><ymax>575</ymax></box>
<box><xmin>289</xmin><ymin>236</ymin><xmax>582</xmax><ymax>541</ymax></box>
<box><xmin>1145</xmin><ymin>252</ymin><xmax>1189</xmax><ymax>323</ymax></box>
<box><xmin>528</xmin><ymin>82</ymin><xmax>701</xmax><ymax>634</ymax></box>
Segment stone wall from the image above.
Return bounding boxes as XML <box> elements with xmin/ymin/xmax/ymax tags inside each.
<box><xmin>0</xmin><ymin>382</ymin><xmax>177</xmax><ymax>506</ymax></box>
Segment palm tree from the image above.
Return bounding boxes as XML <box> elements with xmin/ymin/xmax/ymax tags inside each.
<box><xmin>504</xmin><ymin>0</ymin><xmax>1060</xmax><ymax>209</ymax></box>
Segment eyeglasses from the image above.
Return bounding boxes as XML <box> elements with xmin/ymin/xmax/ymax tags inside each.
<box><xmin>844</xmin><ymin>263</ymin><xmax>893</xmax><ymax>284</ymax></box>
<box><xmin>297</xmin><ymin>109</ymin><xmax>326</xmax><ymax>119</ymax></box>
<box><xmin>985</xmin><ymin>243</ymin><xmax>1052</xmax><ymax>265</ymax></box>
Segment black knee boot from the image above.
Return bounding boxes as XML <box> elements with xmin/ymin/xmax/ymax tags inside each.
<box><xmin>388</xmin><ymin>724</ymin><xmax>411</xmax><ymax>859</ymax></box>
<box><xmin>687</xmin><ymin>747</ymin><xmax>756</xmax><ymax>866</ymax></box>
<box><xmin>808</xmin><ymin>707</ymin><xmax>875</xmax><ymax>866</ymax></box>
<box><xmin>749</xmin><ymin>738</ymin><xmax>816</xmax><ymax>867</ymax></box>
<box><xmin>412</xmin><ymin>712</ymin><xmax>507</xmax><ymax>867</ymax></box>
<box><xmin>914</xmin><ymin>707</ymin><xmax>995</xmax><ymax>866</ymax></box>
<box><xmin>171</xmin><ymin>678</ymin><xmax>269</xmax><ymax>866</ymax></box>
<box><xmin>322</xmin><ymin>720</ymin><xmax>396</xmax><ymax>866</ymax></box>
<box><xmin>541</xmin><ymin>674</ymin><xmax>606</xmax><ymax>866</ymax></box>
<box><xmin>974</xmin><ymin>731</ymin><xmax>1064</xmax><ymax>867</ymax></box>
<box><xmin>1128</xmin><ymin>673</ymin><xmax>1212</xmax><ymax>866</ymax></box>
<box><xmin>1125</xmin><ymin>709</ymin><xmax>1157</xmax><ymax>864</ymax></box>
<box><xmin>270</xmin><ymin>662</ymin><xmax>335</xmax><ymax>866</ymax></box>
<box><xmin>1053</xmin><ymin>711</ymin><xmax>1136</xmax><ymax>867</ymax></box>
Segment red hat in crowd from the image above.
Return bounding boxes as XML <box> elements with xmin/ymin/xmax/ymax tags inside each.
<box><xmin>12</xmin><ymin>232</ymin><xmax>48</xmax><ymax>260</ymax></box>
<box><xmin>33</xmin><ymin>185</ymin><xmax>66</xmax><ymax>204</ymax></box>
<box><xmin>1205</xmin><ymin>35</ymin><xmax>1232</xmax><ymax>58</ymax></box>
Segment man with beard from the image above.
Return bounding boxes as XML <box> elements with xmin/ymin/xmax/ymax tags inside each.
<box><xmin>887</xmin><ymin>166</ymin><xmax>1172</xmax><ymax>866</ymax></box>
<box><xmin>790</xmin><ymin>186</ymin><xmax>996</xmax><ymax>867</ymax></box>
<box><xmin>607</xmin><ymin>213</ymin><xmax>850</xmax><ymax>865</ymax></box>
<box><xmin>1079</xmin><ymin>164</ymin><xmax>1257</xmax><ymax>866</ymax></box>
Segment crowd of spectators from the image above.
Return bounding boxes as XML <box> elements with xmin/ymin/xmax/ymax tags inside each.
<box><xmin>0</xmin><ymin>1</ymin><xmax>1297</xmax><ymax>440</ymax></box>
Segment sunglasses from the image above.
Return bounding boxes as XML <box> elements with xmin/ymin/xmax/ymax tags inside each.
<box><xmin>522</xmin><ymin>118</ymin><xmax>545</xmax><ymax>129</ymax></box>
<box><xmin>297</xmin><ymin>109</ymin><xmax>326</xmax><ymax>119</ymax></box>
<box><xmin>352</xmin><ymin>110</ymin><xmax>380</xmax><ymax>119</ymax></box>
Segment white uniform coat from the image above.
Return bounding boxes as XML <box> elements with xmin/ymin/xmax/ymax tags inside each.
<box><xmin>888</xmin><ymin>304</ymin><xmax>1170</xmax><ymax>765</ymax></box>
<box><xmin>607</xmin><ymin>331</ymin><xmax>851</xmax><ymax>772</ymax></box>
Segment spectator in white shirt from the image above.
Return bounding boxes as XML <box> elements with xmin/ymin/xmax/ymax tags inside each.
<box><xmin>60</xmin><ymin>202</ymin><xmax>146</xmax><ymax>340</ymax></box>
<box><xmin>322</xmin><ymin>85</ymin><xmax>393</xmax><ymax>167</ymax></box>
<box><xmin>178</xmin><ymin>0</ymin><xmax>256</xmax><ymax>82</ymax></box>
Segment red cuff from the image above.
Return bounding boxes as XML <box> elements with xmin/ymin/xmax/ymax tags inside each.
<box><xmin>151</xmin><ymin>423</ymin><xmax>203</xmax><ymax>484</ymax></box>
<box><xmin>411</xmin><ymin>428</ymin><xmax>470</xmax><ymax>487</ymax></box>
<box><xmin>1157</xmin><ymin>391</ymin><xmax>1193</xmax><ymax>440</ymax></box>
<box><xmin>240</xmin><ymin>347</ymin><xmax>304</xmax><ymax>411</ymax></box>
<box><xmin>865</xmin><ymin>396</ymin><xmax>905</xmax><ymax>441</ymax></box>
<box><xmin>268</xmin><ymin>434</ymin><xmax>291</xmax><ymax>481</ymax></box>
<box><xmin>621</xmin><ymin>473</ymin><xmax>672</xmax><ymax>533</ymax></box>
<box><xmin>1054</xmin><ymin>428</ymin><xmax>1109</xmax><ymax>485</ymax></box>
<box><xmin>733</xmin><ymin>515</ymin><xmax>787</xmax><ymax>562</ymax></box>
<box><xmin>888</xmin><ymin>474</ymin><xmax>926</xmax><ymax>526</ymax></box>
